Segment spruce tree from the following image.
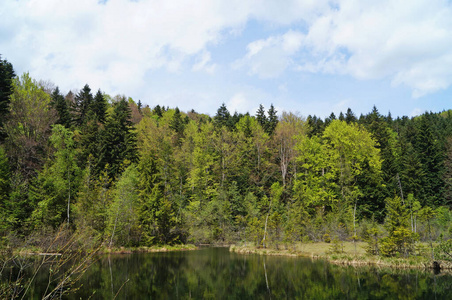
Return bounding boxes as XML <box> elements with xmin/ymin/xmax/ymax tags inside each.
<box><xmin>345</xmin><ymin>108</ymin><xmax>357</xmax><ymax>124</ymax></box>
<box><xmin>51</xmin><ymin>87</ymin><xmax>71</xmax><ymax>128</ymax></box>
<box><xmin>0</xmin><ymin>56</ymin><xmax>15</xmax><ymax>141</ymax></box>
<box><xmin>98</xmin><ymin>97</ymin><xmax>137</xmax><ymax>179</ymax></box>
<box><xmin>415</xmin><ymin>114</ymin><xmax>444</xmax><ymax>206</ymax></box>
<box><xmin>0</xmin><ymin>146</ymin><xmax>9</xmax><ymax>209</ymax></box>
<box><xmin>266</xmin><ymin>104</ymin><xmax>278</xmax><ymax>135</ymax></box>
<box><xmin>72</xmin><ymin>84</ymin><xmax>94</xmax><ymax>127</ymax></box>
<box><xmin>214</xmin><ymin>103</ymin><xmax>231</xmax><ymax>129</ymax></box>
<box><xmin>170</xmin><ymin>107</ymin><xmax>184</xmax><ymax>146</ymax></box>
<box><xmin>153</xmin><ymin>105</ymin><xmax>163</xmax><ymax>117</ymax></box>
<box><xmin>256</xmin><ymin>104</ymin><xmax>267</xmax><ymax>129</ymax></box>
<box><xmin>307</xmin><ymin>115</ymin><xmax>325</xmax><ymax>137</ymax></box>
<box><xmin>92</xmin><ymin>89</ymin><xmax>107</xmax><ymax>123</ymax></box>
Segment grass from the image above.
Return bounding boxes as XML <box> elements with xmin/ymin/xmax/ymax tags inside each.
<box><xmin>101</xmin><ymin>244</ymin><xmax>197</xmax><ymax>254</ymax></box>
<box><xmin>230</xmin><ymin>241</ymin><xmax>435</xmax><ymax>270</ymax></box>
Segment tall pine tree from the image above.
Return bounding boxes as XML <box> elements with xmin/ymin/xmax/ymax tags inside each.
<box><xmin>0</xmin><ymin>55</ymin><xmax>15</xmax><ymax>141</ymax></box>
<box><xmin>72</xmin><ymin>84</ymin><xmax>94</xmax><ymax>127</ymax></box>
<box><xmin>51</xmin><ymin>87</ymin><xmax>71</xmax><ymax>128</ymax></box>
<box><xmin>98</xmin><ymin>97</ymin><xmax>138</xmax><ymax>179</ymax></box>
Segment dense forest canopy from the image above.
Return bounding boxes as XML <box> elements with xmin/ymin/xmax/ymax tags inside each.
<box><xmin>1</xmin><ymin>56</ymin><xmax>452</xmax><ymax>256</ymax></box>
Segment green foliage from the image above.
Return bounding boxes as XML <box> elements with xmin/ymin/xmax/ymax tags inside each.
<box><xmin>266</xmin><ymin>104</ymin><xmax>278</xmax><ymax>135</ymax></box>
<box><xmin>435</xmin><ymin>238</ymin><xmax>452</xmax><ymax>261</ymax></box>
<box><xmin>0</xmin><ymin>55</ymin><xmax>15</xmax><ymax>141</ymax></box>
<box><xmin>329</xmin><ymin>237</ymin><xmax>344</xmax><ymax>254</ymax></box>
<box><xmin>364</xmin><ymin>225</ymin><xmax>382</xmax><ymax>255</ymax></box>
<box><xmin>51</xmin><ymin>86</ymin><xmax>71</xmax><ymax>128</ymax></box>
<box><xmin>92</xmin><ymin>89</ymin><xmax>107</xmax><ymax>123</ymax></box>
<box><xmin>30</xmin><ymin>125</ymin><xmax>81</xmax><ymax>228</ymax></box>
<box><xmin>1</xmin><ymin>58</ymin><xmax>452</xmax><ymax>256</ymax></box>
<box><xmin>98</xmin><ymin>97</ymin><xmax>137</xmax><ymax>179</ymax></box>
<box><xmin>4</xmin><ymin>73</ymin><xmax>56</xmax><ymax>180</ymax></box>
<box><xmin>106</xmin><ymin>164</ymin><xmax>140</xmax><ymax>247</ymax></box>
<box><xmin>72</xmin><ymin>84</ymin><xmax>94</xmax><ymax>126</ymax></box>
<box><xmin>380</xmin><ymin>196</ymin><xmax>418</xmax><ymax>257</ymax></box>
<box><xmin>0</xmin><ymin>146</ymin><xmax>9</xmax><ymax>207</ymax></box>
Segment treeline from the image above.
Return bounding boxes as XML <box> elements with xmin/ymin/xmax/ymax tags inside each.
<box><xmin>1</xmin><ymin>56</ymin><xmax>452</xmax><ymax>256</ymax></box>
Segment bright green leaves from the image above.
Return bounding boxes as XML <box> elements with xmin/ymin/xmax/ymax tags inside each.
<box><xmin>294</xmin><ymin>120</ymin><xmax>382</xmax><ymax>212</ymax></box>
<box><xmin>4</xmin><ymin>73</ymin><xmax>55</xmax><ymax>179</ymax></box>
<box><xmin>30</xmin><ymin>125</ymin><xmax>81</xmax><ymax>228</ymax></box>
<box><xmin>107</xmin><ymin>164</ymin><xmax>140</xmax><ymax>247</ymax></box>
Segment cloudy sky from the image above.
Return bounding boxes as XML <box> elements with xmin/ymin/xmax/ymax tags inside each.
<box><xmin>1</xmin><ymin>0</ymin><xmax>452</xmax><ymax>118</ymax></box>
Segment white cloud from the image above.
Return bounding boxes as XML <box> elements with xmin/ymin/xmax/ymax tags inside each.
<box><xmin>237</xmin><ymin>0</ymin><xmax>452</xmax><ymax>98</ymax></box>
<box><xmin>302</xmin><ymin>0</ymin><xmax>452</xmax><ymax>96</ymax></box>
<box><xmin>1</xmin><ymin>0</ymin><xmax>451</xmax><ymax>109</ymax></box>
<box><xmin>227</xmin><ymin>93</ymin><xmax>249</xmax><ymax>113</ymax></box>
<box><xmin>409</xmin><ymin>108</ymin><xmax>423</xmax><ymax>117</ymax></box>
<box><xmin>192</xmin><ymin>51</ymin><xmax>216</xmax><ymax>74</ymax></box>
<box><xmin>235</xmin><ymin>30</ymin><xmax>304</xmax><ymax>78</ymax></box>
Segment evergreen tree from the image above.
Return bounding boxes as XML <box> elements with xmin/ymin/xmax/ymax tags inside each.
<box><xmin>30</xmin><ymin>125</ymin><xmax>81</xmax><ymax>227</ymax></box>
<box><xmin>256</xmin><ymin>104</ymin><xmax>267</xmax><ymax>130</ymax></box>
<box><xmin>380</xmin><ymin>196</ymin><xmax>417</xmax><ymax>257</ymax></box>
<box><xmin>444</xmin><ymin>137</ymin><xmax>452</xmax><ymax>207</ymax></box>
<box><xmin>78</xmin><ymin>116</ymin><xmax>103</xmax><ymax>169</ymax></box>
<box><xmin>0</xmin><ymin>55</ymin><xmax>15</xmax><ymax>141</ymax></box>
<box><xmin>345</xmin><ymin>108</ymin><xmax>357</xmax><ymax>124</ymax></box>
<box><xmin>266</xmin><ymin>104</ymin><xmax>278</xmax><ymax>135</ymax></box>
<box><xmin>325</xmin><ymin>112</ymin><xmax>336</xmax><ymax>127</ymax></box>
<box><xmin>51</xmin><ymin>87</ymin><xmax>71</xmax><ymax>128</ymax></box>
<box><xmin>362</xmin><ymin>106</ymin><xmax>397</xmax><ymax>203</ymax></box>
<box><xmin>98</xmin><ymin>97</ymin><xmax>138</xmax><ymax>179</ymax></box>
<box><xmin>415</xmin><ymin>114</ymin><xmax>444</xmax><ymax>206</ymax></box>
<box><xmin>307</xmin><ymin>115</ymin><xmax>325</xmax><ymax>137</ymax></box>
<box><xmin>0</xmin><ymin>146</ymin><xmax>9</xmax><ymax>209</ymax></box>
<box><xmin>92</xmin><ymin>89</ymin><xmax>107</xmax><ymax>123</ymax></box>
<box><xmin>72</xmin><ymin>84</ymin><xmax>94</xmax><ymax>126</ymax></box>
<box><xmin>214</xmin><ymin>103</ymin><xmax>231</xmax><ymax>129</ymax></box>
<box><xmin>399</xmin><ymin>141</ymin><xmax>423</xmax><ymax>200</ymax></box>
<box><xmin>230</xmin><ymin>111</ymin><xmax>242</xmax><ymax>129</ymax></box>
<box><xmin>153</xmin><ymin>105</ymin><xmax>163</xmax><ymax>117</ymax></box>
<box><xmin>170</xmin><ymin>107</ymin><xmax>184</xmax><ymax>134</ymax></box>
<box><xmin>170</xmin><ymin>107</ymin><xmax>185</xmax><ymax>147</ymax></box>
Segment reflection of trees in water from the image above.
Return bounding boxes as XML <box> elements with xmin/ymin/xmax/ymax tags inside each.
<box><xmin>47</xmin><ymin>248</ymin><xmax>452</xmax><ymax>299</ymax></box>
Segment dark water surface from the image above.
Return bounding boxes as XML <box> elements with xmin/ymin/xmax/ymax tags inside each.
<box><xmin>26</xmin><ymin>247</ymin><xmax>452</xmax><ymax>299</ymax></box>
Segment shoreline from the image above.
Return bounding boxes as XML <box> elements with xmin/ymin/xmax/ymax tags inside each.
<box><xmin>101</xmin><ymin>244</ymin><xmax>198</xmax><ymax>254</ymax></box>
<box><xmin>6</xmin><ymin>244</ymin><xmax>198</xmax><ymax>256</ymax></box>
<box><xmin>229</xmin><ymin>243</ymin><xmax>452</xmax><ymax>271</ymax></box>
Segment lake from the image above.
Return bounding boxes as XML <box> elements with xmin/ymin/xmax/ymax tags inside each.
<box><xmin>18</xmin><ymin>247</ymin><xmax>452</xmax><ymax>299</ymax></box>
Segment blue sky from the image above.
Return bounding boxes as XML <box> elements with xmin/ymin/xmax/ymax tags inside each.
<box><xmin>1</xmin><ymin>0</ymin><xmax>452</xmax><ymax>119</ymax></box>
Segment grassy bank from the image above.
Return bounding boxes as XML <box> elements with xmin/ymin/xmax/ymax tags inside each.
<box><xmin>7</xmin><ymin>243</ymin><xmax>197</xmax><ymax>256</ymax></box>
<box><xmin>100</xmin><ymin>244</ymin><xmax>197</xmax><ymax>254</ymax></box>
<box><xmin>229</xmin><ymin>242</ymin><xmax>447</xmax><ymax>270</ymax></box>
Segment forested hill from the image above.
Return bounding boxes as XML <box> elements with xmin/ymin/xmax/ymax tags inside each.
<box><xmin>1</xmin><ymin>56</ymin><xmax>452</xmax><ymax>251</ymax></box>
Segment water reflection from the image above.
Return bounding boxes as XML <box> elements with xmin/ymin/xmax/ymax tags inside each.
<box><xmin>23</xmin><ymin>247</ymin><xmax>452</xmax><ymax>299</ymax></box>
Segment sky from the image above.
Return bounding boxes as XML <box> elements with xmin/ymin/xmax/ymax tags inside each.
<box><xmin>1</xmin><ymin>0</ymin><xmax>452</xmax><ymax>119</ymax></box>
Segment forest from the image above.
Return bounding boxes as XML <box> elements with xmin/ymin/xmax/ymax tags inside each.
<box><xmin>1</xmin><ymin>55</ymin><xmax>452</xmax><ymax>258</ymax></box>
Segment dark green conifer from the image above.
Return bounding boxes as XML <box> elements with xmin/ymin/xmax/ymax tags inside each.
<box><xmin>256</xmin><ymin>104</ymin><xmax>267</xmax><ymax>129</ymax></box>
<box><xmin>345</xmin><ymin>108</ymin><xmax>357</xmax><ymax>124</ymax></box>
<box><xmin>214</xmin><ymin>103</ymin><xmax>231</xmax><ymax>129</ymax></box>
<box><xmin>266</xmin><ymin>104</ymin><xmax>278</xmax><ymax>135</ymax></box>
<box><xmin>72</xmin><ymin>84</ymin><xmax>94</xmax><ymax>126</ymax></box>
<box><xmin>98</xmin><ymin>97</ymin><xmax>137</xmax><ymax>179</ymax></box>
<box><xmin>51</xmin><ymin>87</ymin><xmax>71</xmax><ymax>128</ymax></box>
<box><xmin>0</xmin><ymin>55</ymin><xmax>15</xmax><ymax>141</ymax></box>
<box><xmin>92</xmin><ymin>89</ymin><xmax>107</xmax><ymax>123</ymax></box>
